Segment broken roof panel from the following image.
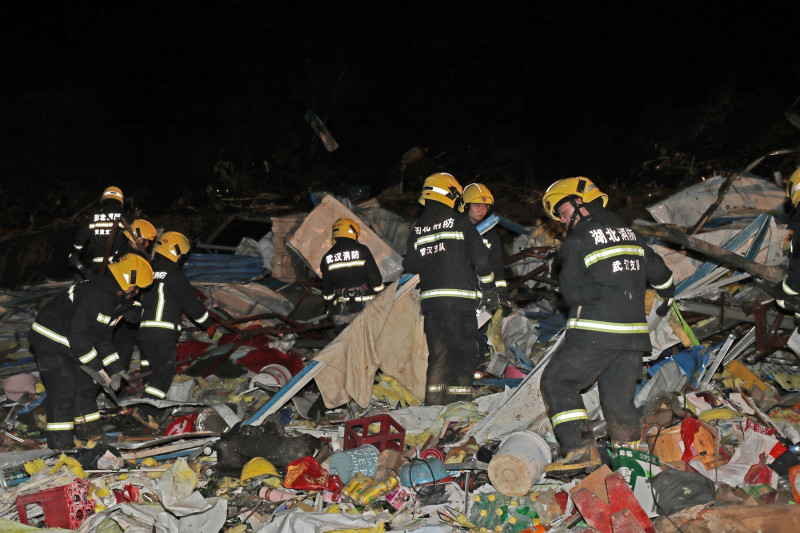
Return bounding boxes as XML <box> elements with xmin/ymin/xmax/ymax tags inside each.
<box><xmin>287</xmin><ymin>194</ymin><xmax>404</xmax><ymax>282</ymax></box>
<box><xmin>647</xmin><ymin>174</ymin><xmax>786</xmax><ymax>227</ymax></box>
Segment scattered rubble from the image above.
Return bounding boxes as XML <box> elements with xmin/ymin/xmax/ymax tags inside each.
<box><xmin>2</xmin><ymin>157</ymin><xmax>800</xmax><ymax>532</ymax></box>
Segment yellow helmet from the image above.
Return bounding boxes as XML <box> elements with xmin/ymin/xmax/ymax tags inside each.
<box><xmin>241</xmin><ymin>457</ymin><xmax>278</xmax><ymax>481</ymax></box>
<box><xmin>787</xmin><ymin>168</ymin><xmax>800</xmax><ymax>206</ymax></box>
<box><xmin>153</xmin><ymin>231</ymin><xmax>190</xmax><ymax>262</ymax></box>
<box><xmin>108</xmin><ymin>253</ymin><xmax>154</xmax><ymax>291</ymax></box>
<box><xmin>124</xmin><ymin>219</ymin><xmax>157</xmax><ymax>243</ymax></box>
<box><xmin>332</xmin><ymin>217</ymin><xmax>360</xmax><ymax>241</ymax></box>
<box><xmin>418</xmin><ymin>172</ymin><xmax>463</xmax><ymax>208</ymax></box>
<box><xmin>542</xmin><ymin>176</ymin><xmax>608</xmax><ymax>220</ymax></box>
<box><xmin>101</xmin><ymin>186</ymin><xmax>124</xmax><ymax>204</ymax></box>
<box><xmin>461</xmin><ymin>183</ymin><xmax>494</xmax><ymax>212</ymax></box>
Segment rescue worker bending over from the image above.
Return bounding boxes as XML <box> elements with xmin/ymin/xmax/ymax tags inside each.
<box><xmin>29</xmin><ymin>254</ymin><xmax>153</xmax><ymax>450</ymax></box>
<box><xmin>320</xmin><ymin>218</ymin><xmax>385</xmax><ymax>334</ymax></box>
<box><xmin>403</xmin><ymin>172</ymin><xmax>500</xmax><ymax>405</ymax></box>
<box><xmin>111</xmin><ymin>218</ymin><xmax>158</xmax><ymax>371</ymax></box>
<box><xmin>72</xmin><ymin>186</ymin><xmax>130</xmax><ymax>275</ymax></box>
<box><xmin>540</xmin><ymin>177</ymin><xmax>674</xmax><ymax>476</ymax></box>
<box><xmin>113</xmin><ymin>218</ymin><xmax>157</xmax><ymax>262</ymax></box>
<box><xmin>133</xmin><ymin>231</ymin><xmax>216</xmax><ymax>429</ymax></box>
<box><xmin>461</xmin><ymin>183</ymin><xmax>509</xmax><ymax>302</ymax></box>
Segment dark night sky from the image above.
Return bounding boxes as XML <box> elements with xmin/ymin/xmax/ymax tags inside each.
<box><xmin>2</xmin><ymin>2</ymin><xmax>800</xmax><ymax>204</ymax></box>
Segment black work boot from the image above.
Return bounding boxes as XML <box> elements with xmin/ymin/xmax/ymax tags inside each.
<box><xmin>545</xmin><ymin>445</ymin><xmax>601</xmax><ymax>478</ymax></box>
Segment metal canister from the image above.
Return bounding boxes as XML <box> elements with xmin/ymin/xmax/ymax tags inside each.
<box><xmin>357</xmin><ymin>476</ymin><xmax>399</xmax><ymax>504</ymax></box>
<box><xmin>341</xmin><ymin>472</ymin><xmax>370</xmax><ymax>502</ymax></box>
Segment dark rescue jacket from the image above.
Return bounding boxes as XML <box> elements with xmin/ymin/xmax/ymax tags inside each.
<box><xmin>320</xmin><ymin>239</ymin><xmax>385</xmax><ymax>305</ymax></box>
<box><xmin>481</xmin><ymin>227</ymin><xmax>508</xmax><ymax>301</ymax></box>
<box><xmin>30</xmin><ymin>276</ymin><xmax>130</xmax><ymax>374</ymax></box>
<box><xmin>138</xmin><ymin>255</ymin><xmax>213</xmax><ymax>339</ymax></box>
<box><xmin>403</xmin><ymin>202</ymin><xmax>496</xmax><ymax>313</ymax></box>
<box><xmin>557</xmin><ymin>207</ymin><xmax>674</xmax><ymax>351</ymax></box>
<box><xmin>73</xmin><ymin>201</ymin><xmax>130</xmax><ymax>267</ymax></box>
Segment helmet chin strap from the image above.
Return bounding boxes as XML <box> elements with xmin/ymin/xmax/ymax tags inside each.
<box><xmin>563</xmin><ymin>198</ymin><xmax>587</xmax><ymax>232</ymax></box>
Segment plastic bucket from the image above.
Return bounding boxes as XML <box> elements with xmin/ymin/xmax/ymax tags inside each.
<box><xmin>488</xmin><ymin>431</ymin><xmax>551</xmax><ymax>496</ymax></box>
<box><xmin>328</xmin><ymin>444</ymin><xmax>379</xmax><ymax>483</ymax></box>
<box><xmin>255</xmin><ymin>364</ymin><xmax>292</xmax><ymax>387</ymax></box>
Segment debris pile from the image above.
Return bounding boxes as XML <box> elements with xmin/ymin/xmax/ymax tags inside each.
<box><xmin>2</xmin><ymin>161</ymin><xmax>800</xmax><ymax>532</ymax></box>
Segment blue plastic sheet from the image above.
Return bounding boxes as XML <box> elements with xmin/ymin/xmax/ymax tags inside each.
<box><xmin>184</xmin><ymin>253</ymin><xmax>265</xmax><ymax>282</ymax></box>
<box><xmin>647</xmin><ymin>344</ymin><xmax>715</xmax><ymax>386</ymax></box>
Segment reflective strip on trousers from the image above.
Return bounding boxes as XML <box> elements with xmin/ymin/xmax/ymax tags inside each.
<box><xmin>140</xmin><ymin>320</ymin><xmax>180</xmax><ymax>331</ymax></box>
<box><xmin>567</xmin><ymin>318</ymin><xmax>648</xmax><ymax>334</ymax></box>
<box><xmin>551</xmin><ymin>409</ymin><xmax>589</xmax><ymax>427</ymax></box>
<box><xmin>427</xmin><ymin>384</ymin><xmax>473</xmax><ymax>395</ymax></box>
<box><xmin>46</xmin><ymin>421</ymin><xmax>74</xmax><ymax>431</ymax></box>
<box><xmin>420</xmin><ymin>289</ymin><xmax>478</xmax><ymax>300</ymax></box>
<box><xmin>145</xmin><ymin>385</ymin><xmax>167</xmax><ymax>399</ymax></box>
<box><xmin>74</xmin><ymin>412</ymin><xmax>101</xmax><ymax>423</ymax></box>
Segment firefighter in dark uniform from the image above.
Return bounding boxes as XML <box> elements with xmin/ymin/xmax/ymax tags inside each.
<box><xmin>72</xmin><ymin>186</ymin><xmax>130</xmax><ymax>275</ymax></box>
<box><xmin>320</xmin><ymin>218</ymin><xmax>385</xmax><ymax>334</ymax></box>
<box><xmin>403</xmin><ymin>172</ymin><xmax>500</xmax><ymax>405</ymax></box>
<box><xmin>112</xmin><ymin>218</ymin><xmax>158</xmax><ymax>371</ymax></box>
<box><xmin>777</xmin><ymin>168</ymin><xmax>800</xmax><ymax>322</ymax></box>
<box><xmin>461</xmin><ymin>183</ymin><xmax>508</xmax><ymax>301</ymax></box>
<box><xmin>112</xmin><ymin>218</ymin><xmax>157</xmax><ymax>262</ymax></box>
<box><xmin>28</xmin><ymin>254</ymin><xmax>154</xmax><ymax>449</ymax></box>
<box><xmin>540</xmin><ymin>177</ymin><xmax>674</xmax><ymax>476</ymax></box>
<box><xmin>133</xmin><ymin>231</ymin><xmax>216</xmax><ymax>429</ymax></box>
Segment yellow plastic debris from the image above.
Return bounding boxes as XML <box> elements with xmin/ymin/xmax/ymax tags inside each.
<box><xmin>372</xmin><ymin>375</ymin><xmax>421</xmax><ymax>408</ymax></box>
<box><xmin>699</xmin><ymin>407</ymin><xmax>739</xmax><ymax>422</ymax></box>
<box><xmin>141</xmin><ymin>457</ymin><xmax>159</xmax><ymax>467</ymax></box>
<box><xmin>24</xmin><ymin>458</ymin><xmax>46</xmax><ymax>476</ymax></box>
<box><xmin>50</xmin><ymin>453</ymin><xmax>86</xmax><ymax>478</ymax></box>
<box><xmin>35</xmin><ymin>383</ymin><xmax>45</xmax><ymax>394</ymax></box>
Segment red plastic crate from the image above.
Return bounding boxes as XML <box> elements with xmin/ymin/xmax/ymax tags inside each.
<box><xmin>344</xmin><ymin>414</ymin><xmax>405</xmax><ymax>452</ymax></box>
<box><xmin>16</xmin><ymin>478</ymin><xmax>95</xmax><ymax>530</ymax></box>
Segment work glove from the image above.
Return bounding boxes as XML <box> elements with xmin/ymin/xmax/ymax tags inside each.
<box><xmin>109</xmin><ymin>371</ymin><xmax>130</xmax><ymax>392</ymax></box>
<box><xmin>122</xmin><ymin>303</ymin><xmax>143</xmax><ymax>324</ymax></box>
<box><xmin>655</xmin><ymin>297</ymin><xmax>674</xmax><ymax>317</ymax></box>
<box><xmin>655</xmin><ymin>285</ymin><xmax>675</xmax><ymax>317</ymax></box>
<box><xmin>480</xmin><ymin>288</ymin><xmax>502</xmax><ymax>313</ymax></box>
<box><xmin>96</xmin><ymin>369</ymin><xmax>112</xmax><ymax>388</ymax></box>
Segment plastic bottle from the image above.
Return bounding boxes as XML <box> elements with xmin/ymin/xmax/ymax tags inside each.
<box><xmin>531</xmin><ymin>489</ymin><xmax>561</xmax><ymax>524</ymax></box>
<box><xmin>470</xmin><ymin>493</ymin><xmax>503</xmax><ymax>530</ymax></box>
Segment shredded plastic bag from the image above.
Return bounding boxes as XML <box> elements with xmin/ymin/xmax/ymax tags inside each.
<box><xmin>651</xmin><ymin>469</ymin><xmax>716</xmax><ymax>515</ymax></box>
<box><xmin>284</xmin><ymin>456</ymin><xmax>341</xmax><ymax>492</ymax></box>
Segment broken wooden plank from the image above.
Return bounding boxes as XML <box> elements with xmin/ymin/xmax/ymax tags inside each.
<box><xmin>635</xmin><ymin>223</ymin><xmax>785</xmax><ymax>283</ymax></box>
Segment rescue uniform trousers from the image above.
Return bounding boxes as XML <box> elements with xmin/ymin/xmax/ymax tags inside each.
<box><xmin>113</xmin><ymin>321</ymin><xmax>139</xmax><ymax>372</ymax></box>
<box><xmin>138</xmin><ymin>335</ymin><xmax>178</xmax><ymax>416</ymax></box>
<box><xmin>541</xmin><ymin>341</ymin><xmax>642</xmax><ymax>453</ymax></box>
<box><xmin>32</xmin><ymin>338</ymin><xmax>103</xmax><ymax>448</ymax></box>
<box><xmin>423</xmin><ymin>310</ymin><xmax>479</xmax><ymax>405</ymax></box>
